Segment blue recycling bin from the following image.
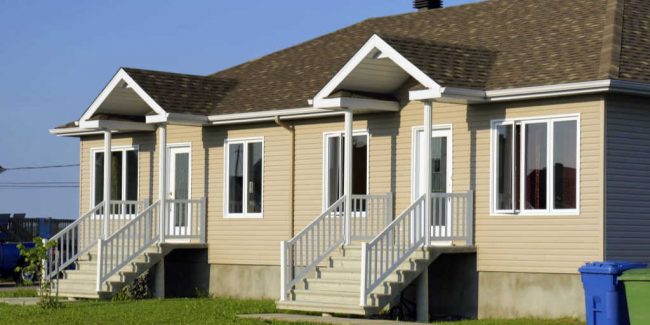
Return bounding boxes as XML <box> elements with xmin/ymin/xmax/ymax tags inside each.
<box><xmin>580</xmin><ymin>262</ymin><xmax>647</xmax><ymax>325</ymax></box>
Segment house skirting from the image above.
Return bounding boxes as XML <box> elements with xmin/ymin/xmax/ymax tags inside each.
<box><xmin>209</xmin><ymin>264</ymin><xmax>280</xmax><ymax>299</ymax></box>
<box><xmin>478</xmin><ymin>271</ymin><xmax>585</xmax><ymax>320</ymax></box>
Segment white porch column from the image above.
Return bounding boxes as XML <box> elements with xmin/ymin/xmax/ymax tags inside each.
<box><xmin>344</xmin><ymin>109</ymin><xmax>353</xmax><ymax>245</ymax></box>
<box><xmin>158</xmin><ymin>124</ymin><xmax>167</xmax><ymax>243</ymax></box>
<box><xmin>102</xmin><ymin>130</ymin><xmax>112</xmax><ymax>239</ymax></box>
<box><xmin>424</xmin><ymin>100</ymin><xmax>432</xmax><ymax>247</ymax></box>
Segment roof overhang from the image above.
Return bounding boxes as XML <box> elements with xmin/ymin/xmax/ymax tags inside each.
<box><xmin>79</xmin><ymin>68</ymin><xmax>167</xmax><ymax>123</ymax></box>
<box><xmin>312</xmin><ymin>34</ymin><xmax>442</xmax><ymax>109</ymax></box>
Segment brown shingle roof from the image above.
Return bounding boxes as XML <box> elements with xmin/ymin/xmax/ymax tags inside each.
<box><xmin>123</xmin><ymin>68</ymin><xmax>237</xmax><ymax>115</ymax></box>
<box><xmin>71</xmin><ymin>0</ymin><xmax>650</xmax><ymax>121</ymax></box>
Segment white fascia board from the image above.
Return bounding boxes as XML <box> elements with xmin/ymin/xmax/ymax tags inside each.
<box><xmin>312</xmin><ymin>97</ymin><xmax>400</xmax><ymax>111</ymax></box>
<box><xmin>313</xmin><ymin>34</ymin><xmax>441</xmax><ymax>101</ymax></box>
<box><xmin>49</xmin><ymin>127</ymin><xmax>104</xmax><ymax>137</ymax></box>
<box><xmin>146</xmin><ymin>113</ymin><xmax>209</xmax><ymax>126</ymax></box>
<box><xmin>485</xmin><ymin>80</ymin><xmax>612</xmax><ymax>102</ymax></box>
<box><xmin>79</xmin><ymin>68</ymin><xmax>167</xmax><ymax>122</ymax></box>
<box><xmin>79</xmin><ymin>119</ymin><xmax>156</xmax><ymax>131</ymax></box>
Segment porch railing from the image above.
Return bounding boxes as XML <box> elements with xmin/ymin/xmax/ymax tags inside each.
<box><xmin>96</xmin><ymin>201</ymin><xmax>160</xmax><ymax>291</ymax></box>
<box><xmin>44</xmin><ymin>202</ymin><xmax>105</xmax><ymax>280</ymax></box>
<box><xmin>280</xmin><ymin>196</ymin><xmax>346</xmax><ymax>301</ymax></box>
<box><xmin>161</xmin><ymin>198</ymin><xmax>206</xmax><ymax>242</ymax></box>
<box><xmin>430</xmin><ymin>192</ymin><xmax>474</xmax><ymax>244</ymax></box>
<box><xmin>349</xmin><ymin>193</ymin><xmax>393</xmax><ymax>241</ymax></box>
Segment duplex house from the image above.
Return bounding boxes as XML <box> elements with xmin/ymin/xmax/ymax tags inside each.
<box><xmin>48</xmin><ymin>0</ymin><xmax>650</xmax><ymax>321</ymax></box>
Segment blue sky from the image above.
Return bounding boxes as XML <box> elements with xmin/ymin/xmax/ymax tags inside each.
<box><xmin>0</xmin><ymin>0</ymin><xmax>479</xmax><ymax>218</ymax></box>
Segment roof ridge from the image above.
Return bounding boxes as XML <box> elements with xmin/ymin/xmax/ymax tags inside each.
<box><xmin>598</xmin><ymin>0</ymin><xmax>625</xmax><ymax>79</ymax></box>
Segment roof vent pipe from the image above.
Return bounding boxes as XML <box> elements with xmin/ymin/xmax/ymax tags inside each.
<box><xmin>413</xmin><ymin>0</ymin><xmax>443</xmax><ymax>11</ymax></box>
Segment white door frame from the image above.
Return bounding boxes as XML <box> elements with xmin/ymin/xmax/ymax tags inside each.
<box><xmin>167</xmin><ymin>144</ymin><xmax>192</xmax><ymax>238</ymax></box>
<box><xmin>412</xmin><ymin>126</ymin><xmax>453</xmax><ymax>241</ymax></box>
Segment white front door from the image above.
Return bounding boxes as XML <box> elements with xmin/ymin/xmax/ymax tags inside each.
<box><xmin>167</xmin><ymin>146</ymin><xmax>191</xmax><ymax>237</ymax></box>
<box><xmin>413</xmin><ymin>128</ymin><xmax>452</xmax><ymax>240</ymax></box>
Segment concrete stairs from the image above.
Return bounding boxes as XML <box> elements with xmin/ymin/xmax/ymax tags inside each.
<box><xmin>276</xmin><ymin>244</ymin><xmax>438</xmax><ymax>316</ymax></box>
<box><xmin>54</xmin><ymin>244</ymin><xmax>169</xmax><ymax>299</ymax></box>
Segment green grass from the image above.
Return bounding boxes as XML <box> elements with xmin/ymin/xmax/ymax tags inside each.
<box><xmin>0</xmin><ymin>297</ymin><xmax>584</xmax><ymax>325</ymax></box>
<box><xmin>0</xmin><ymin>288</ymin><xmax>38</xmax><ymax>298</ymax></box>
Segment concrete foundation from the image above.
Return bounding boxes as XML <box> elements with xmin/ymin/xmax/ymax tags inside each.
<box><xmin>429</xmin><ymin>253</ymin><xmax>479</xmax><ymax>319</ymax></box>
<box><xmin>209</xmin><ymin>264</ymin><xmax>280</xmax><ymax>299</ymax></box>
<box><xmin>478</xmin><ymin>271</ymin><xmax>585</xmax><ymax>320</ymax></box>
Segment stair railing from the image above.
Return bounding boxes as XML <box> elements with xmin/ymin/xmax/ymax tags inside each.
<box><xmin>360</xmin><ymin>194</ymin><xmax>426</xmax><ymax>306</ymax></box>
<box><xmin>280</xmin><ymin>196</ymin><xmax>346</xmax><ymax>301</ymax></box>
<box><xmin>96</xmin><ymin>200</ymin><xmax>160</xmax><ymax>292</ymax></box>
<box><xmin>44</xmin><ymin>202</ymin><xmax>105</xmax><ymax>280</ymax></box>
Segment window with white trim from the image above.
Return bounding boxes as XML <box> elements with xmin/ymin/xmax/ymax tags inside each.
<box><xmin>225</xmin><ymin>138</ymin><xmax>263</xmax><ymax>217</ymax></box>
<box><xmin>492</xmin><ymin>116</ymin><xmax>578</xmax><ymax>214</ymax></box>
<box><xmin>92</xmin><ymin>148</ymin><xmax>138</xmax><ymax>206</ymax></box>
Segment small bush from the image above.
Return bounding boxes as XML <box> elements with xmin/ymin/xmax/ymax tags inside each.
<box><xmin>112</xmin><ymin>270</ymin><xmax>152</xmax><ymax>301</ymax></box>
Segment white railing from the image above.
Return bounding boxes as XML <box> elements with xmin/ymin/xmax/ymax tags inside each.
<box><xmin>280</xmin><ymin>196</ymin><xmax>346</xmax><ymax>301</ymax></box>
<box><xmin>430</xmin><ymin>192</ymin><xmax>473</xmax><ymax>244</ymax></box>
<box><xmin>44</xmin><ymin>202</ymin><xmax>105</xmax><ymax>280</ymax></box>
<box><xmin>44</xmin><ymin>200</ymin><xmax>147</xmax><ymax>281</ymax></box>
<box><xmin>162</xmin><ymin>198</ymin><xmax>206</xmax><ymax>242</ymax></box>
<box><xmin>96</xmin><ymin>201</ymin><xmax>161</xmax><ymax>291</ymax></box>
<box><xmin>360</xmin><ymin>194</ymin><xmax>426</xmax><ymax>305</ymax></box>
<box><xmin>350</xmin><ymin>193</ymin><xmax>393</xmax><ymax>241</ymax></box>
<box><xmin>359</xmin><ymin>191</ymin><xmax>474</xmax><ymax>306</ymax></box>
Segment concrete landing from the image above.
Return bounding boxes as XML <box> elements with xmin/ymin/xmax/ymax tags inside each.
<box><xmin>239</xmin><ymin>313</ymin><xmax>419</xmax><ymax>324</ymax></box>
<box><xmin>0</xmin><ymin>297</ymin><xmax>40</xmax><ymax>305</ymax></box>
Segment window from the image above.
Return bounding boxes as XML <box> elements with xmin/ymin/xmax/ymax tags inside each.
<box><xmin>324</xmin><ymin>132</ymin><xmax>368</xmax><ymax>209</ymax></box>
<box><xmin>225</xmin><ymin>139</ymin><xmax>263</xmax><ymax>217</ymax></box>
<box><xmin>92</xmin><ymin>148</ymin><xmax>138</xmax><ymax>208</ymax></box>
<box><xmin>492</xmin><ymin>116</ymin><xmax>578</xmax><ymax>215</ymax></box>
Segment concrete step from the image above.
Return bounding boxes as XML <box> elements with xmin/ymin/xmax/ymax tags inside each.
<box><xmin>276</xmin><ymin>300</ymin><xmax>378</xmax><ymax>316</ymax></box>
<box><xmin>303</xmin><ymin>278</ymin><xmax>402</xmax><ymax>296</ymax></box>
<box><xmin>291</xmin><ymin>288</ymin><xmax>391</xmax><ymax>308</ymax></box>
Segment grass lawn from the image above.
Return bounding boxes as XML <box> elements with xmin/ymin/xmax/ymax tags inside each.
<box><xmin>0</xmin><ymin>296</ymin><xmax>584</xmax><ymax>325</ymax></box>
<box><xmin>0</xmin><ymin>287</ymin><xmax>38</xmax><ymax>298</ymax></box>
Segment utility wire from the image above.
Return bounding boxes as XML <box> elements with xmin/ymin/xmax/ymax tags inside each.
<box><xmin>1</xmin><ymin>163</ymin><xmax>79</xmax><ymax>171</ymax></box>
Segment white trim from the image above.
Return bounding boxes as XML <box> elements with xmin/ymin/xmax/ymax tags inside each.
<box><xmin>489</xmin><ymin>114</ymin><xmax>581</xmax><ymax>216</ymax></box>
<box><xmin>313</xmin><ymin>34</ymin><xmax>441</xmax><ymax>102</ymax></box>
<box><xmin>79</xmin><ymin>69</ymin><xmax>167</xmax><ymax>123</ymax></box>
<box><xmin>321</xmin><ymin>130</ymin><xmax>370</xmax><ymax>211</ymax></box>
<box><xmin>146</xmin><ymin>113</ymin><xmax>208</xmax><ymax>126</ymax></box>
<box><xmin>78</xmin><ymin>120</ymin><xmax>156</xmax><ymax>131</ymax></box>
<box><xmin>311</xmin><ymin>97</ymin><xmax>400</xmax><ymax>111</ymax></box>
<box><xmin>410</xmin><ymin>125</ymin><xmax>453</xmax><ymax>201</ymax></box>
<box><xmin>167</xmin><ymin>144</ymin><xmax>193</xmax><ymax>236</ymax></box>
<box><xmin>223</xmin><ymin>137</ymin><xmax>265</xmax><ymax>219</ymax></box>
<box><xmin>89</xmin><ymin>145</ymin><xmax>140</xmax><ymax>213</ymax></box>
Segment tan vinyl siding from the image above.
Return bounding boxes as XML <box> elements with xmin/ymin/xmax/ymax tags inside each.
<box><xmin>605</xmin><ymin>95</ymin><xmax>650</xmax><ymax>263</ymax></box>
<box><xmin>205</xmin><ymin>124</ymin><xmax>292</xmax><ymax>265</ymax></box>
<box><xmin>469</xmin><ymin>96</ymin><xmax>605</xmax><ymax>274</ymax></box>
<box><xmin>76</xmin><ymin>96</ymin><xmax>604</xmax><ymax>274</ymax></box>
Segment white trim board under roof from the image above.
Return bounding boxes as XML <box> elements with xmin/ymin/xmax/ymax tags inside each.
<box><xmin>312</xmin><ymin>34</ymin><xmax>441</xmax><ymax>109</ymax></box>
<box><xmin>79</xmin><ymin>68</ymin><xmax>167</xmax><ymax>124</ymax></box>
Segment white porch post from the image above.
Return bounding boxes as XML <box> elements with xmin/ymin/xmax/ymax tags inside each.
<box><xmin>102</xmin><ymin>130</ymin><xmax>112</xmax><ymax>239</ymax></box>
<box><xmin>423</xmin><ymin>100</ymin><xmax>432</xmax><ymax>247</ymax></box>
<box><xmin>158</xmin><ymin>124</ymin><xmax>167</xmax><ymax>243</ymax></box>
<box><xmin>344</xmin><ymin>109</ymin><xmax>353</xmax><ymax>245</ymax></box>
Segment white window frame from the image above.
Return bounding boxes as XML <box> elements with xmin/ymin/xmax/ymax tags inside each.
<box><xmin>410</xmin><ymin>124</ymin><xmax>453</xmax><ymax>201</ymax></box>
<box><xmin>322</xmin><ymin>130</ymin><xmax>370</xmax><ymax>211</ymax></box>
<box><xmin>223</xmin><ymin>137</ymin><xmax>264</xmax><ymax>219</ymax></box>
<box><xmin>490</xmin><ymin>114</ymin><xmax>580</xmax><ymax>216</ymax></box>
<box><xmin>90</xmin><ymin>145</ymin><xmax>139</xmax><ymax>209</ymax></box>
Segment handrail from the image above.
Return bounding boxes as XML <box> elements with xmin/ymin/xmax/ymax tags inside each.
<box><xmin>360</xmin><ymin>194</ymin><xmax>426</xmax><ymax>306</ymax></box>
<box><xmin>280</xmin><ymin>196</ymin><xmax>346</xmax><ymax>301</ymax></box>
<box><xmin>96</xmin><ymin>200</ymin><xmax>161</xmax><ymax>292</ymax></box>
<box><xmin>44</xmin><ymin>202</ymin><xmax>105</xmax><ymax>280</ymax></box>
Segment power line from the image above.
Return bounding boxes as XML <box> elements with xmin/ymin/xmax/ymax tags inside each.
<box><xmin>1</xmin><ymin>163</ymin><xmax>79</xmax><ymax>171</ymax></box>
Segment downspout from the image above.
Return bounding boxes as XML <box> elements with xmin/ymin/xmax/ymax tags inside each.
<box><xmin>274</xmin><ymin>116</ymin><xmax>295</xmax><ymax>238</ymax></box>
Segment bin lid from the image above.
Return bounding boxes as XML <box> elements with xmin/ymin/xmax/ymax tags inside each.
<box><xmin>620</xmin><ymin>268</ymin><xmax>650</xmax><ymax>281</ymax></box>
<box><xmin>579</xmin><ymin>262</ymin><xmax>648</xmax><ymax>275</ymax></box>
